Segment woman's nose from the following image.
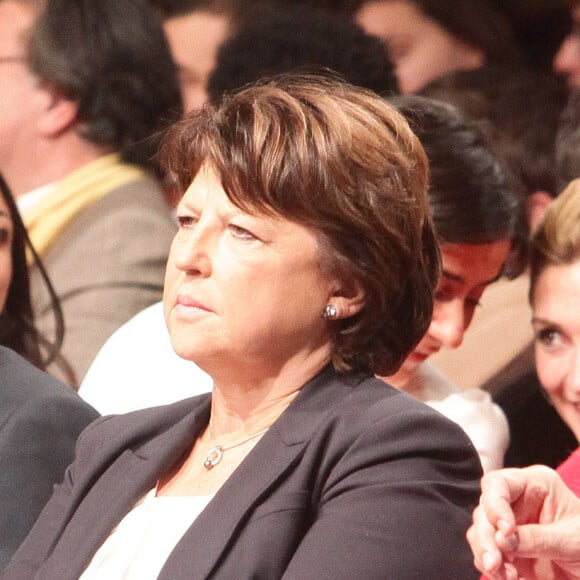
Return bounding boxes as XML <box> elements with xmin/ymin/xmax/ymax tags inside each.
<box><xmin>173</xmin><ymin>225</ymin><xmax>213</xmax><ymax>276</ymax></box>
<box><xmin>428</xmin><ymin>302</ymin><xmax>465</xmax><ymax>350</ymax></box>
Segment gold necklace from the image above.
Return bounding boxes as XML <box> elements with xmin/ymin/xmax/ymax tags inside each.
<box><xmin>203</xmin><ymin>423</ymin><xmax>269</xmax><ymax>470</ymax></box>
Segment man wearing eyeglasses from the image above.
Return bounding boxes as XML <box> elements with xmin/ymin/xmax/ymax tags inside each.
<box><xmin>0</xmin><ymin>0</ymin><xmax>182</xmax><ymax>386</ymax></box>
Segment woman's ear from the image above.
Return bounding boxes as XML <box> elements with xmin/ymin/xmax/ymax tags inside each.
<box><xmin>327</xmin><ymin>276</ymin><xmax>365</xmax><ymax>320</ymax></box>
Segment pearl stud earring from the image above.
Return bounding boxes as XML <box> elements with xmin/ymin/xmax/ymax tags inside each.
<box><xmin>323</xmin><ymin>305</ymin><xmax>337</xmax><ymax>319</ymax></box>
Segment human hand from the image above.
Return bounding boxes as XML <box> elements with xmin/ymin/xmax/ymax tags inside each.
<box><xmin>467</xmin><ymin>466</ymin><xmax>580</xmax><ymax>580</ymax></box>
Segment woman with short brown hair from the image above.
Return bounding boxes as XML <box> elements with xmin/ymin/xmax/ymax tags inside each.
<box><xmin>3</xmin><ymin>75</ymin><xmax>481</xmax><ymax>579</ymax></box>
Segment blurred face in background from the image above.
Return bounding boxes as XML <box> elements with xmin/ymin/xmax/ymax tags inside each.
<box><xmin>553</xmin><ymin>5</ymin><xmax>580</xmax><ymax>88</ymax></box>
<box><xmin>0</xmin><ymin>1</ymin><xmax>45</xmax><ymax>188</ymax></box>
<box><xmin>532</xmin><ymin>261</ymin><xmax>580</xmax><ymax>441</ymax></box>
<box><xmin>391</xmin><ymin>240</ymin><xmax>510</xmax><ymax>386</ymax></box>
<box><xmin>163</xmin><ymin>11</ymin><xmax>230</xmax><ymax>112</ymax></box>
<box><xmin>356</xmin><ymin>0</ymin><xmax>484</xmax><ymax>93</ymax></box>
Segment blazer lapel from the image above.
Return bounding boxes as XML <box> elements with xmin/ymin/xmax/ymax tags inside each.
<box><xmin>160</xmin><ymin>366</ymin><xmax>361</xmax><ymax>579</ymax></box>
<box><xmin>40</xmin><ymin>398</ymin><xmax>211</xmax><ymax>579</ymax></box>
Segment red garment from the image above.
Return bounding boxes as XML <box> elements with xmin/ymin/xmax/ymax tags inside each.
<box><xmin>557</xmin><ymin>446</ymin><xmax>580</xmax><ymax>497</ymax></box>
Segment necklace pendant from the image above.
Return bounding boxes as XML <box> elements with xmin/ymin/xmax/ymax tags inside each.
<box><xmin>204</xmin><ymin>445</ymin><xmax>224</xmax><ymax>470</ymax></box>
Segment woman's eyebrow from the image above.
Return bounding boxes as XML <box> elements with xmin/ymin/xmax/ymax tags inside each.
<box><xmin>441</xmin><ymin>269</ymin><xmax>502</xmax><ymax>287</ymax></box>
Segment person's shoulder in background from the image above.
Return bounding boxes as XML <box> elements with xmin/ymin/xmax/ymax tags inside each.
<box><xmin>79</xmin><ymin>301</ymin><xmax>213</xmax><ymax>415</ymax></box>
<box><xmin>0</xmin><ymin>345</ymin><xmax>99</xmax><ymax>570</ymax></box>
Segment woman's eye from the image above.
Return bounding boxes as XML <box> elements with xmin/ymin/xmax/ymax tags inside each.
<box><xmin>0</xmin><ymin>227</ymin><xmax>12</xmax><ymax>246</ymax></box>
<box><xmin>434</xmin><ymin>290</ymin><xmax>452</xmax><ymax>303</ymax></box>
<box><xmin>229</xmin><ymin>224</ymin><xmax>256</xmax><ymax>240</ymax></box>
<box><xmin>536</xmin><ymin>328</ymin><xmax>563</xmax><ymax>348</ymax></box>
<box><xmin>177</xmin><ymin>215</ymin><xmax>196</xmax><ymax>229</ymax></box>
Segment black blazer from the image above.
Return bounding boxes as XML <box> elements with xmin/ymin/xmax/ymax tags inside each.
<box><xmin>3</xmin><ymin>366</ymin><xmax>481</xmax><ymax>579</ymax></box>
<box><xmin>0</xmin><ymin>347</ymin><xmax>99</xmax><ymax>570</ymax></box>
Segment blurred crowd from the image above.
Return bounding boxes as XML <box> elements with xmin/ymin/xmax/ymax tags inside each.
<box><xmin>2</xmin><ymin>0</ymin><xmax>580</xmax><ymax>577</ymax></box>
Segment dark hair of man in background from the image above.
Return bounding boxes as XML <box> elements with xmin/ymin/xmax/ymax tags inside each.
<box><xmin>151</xmin><ymin>0</ymin><xmax>239</xmax><ymax>18</ymax></box>
<box><xmin>206</xmin><ymin>4</ymin><xmax>398</xmax><ymax>102</ymax></box>
<box><xmin>489</xmin><ymin>0</ymin><xmax>572</xmax><ymax>72</ymax></box>
<box><xmin>27</xmin><ymin>0</ymin><xmax>183</xmax><ymax>174</ymax></box>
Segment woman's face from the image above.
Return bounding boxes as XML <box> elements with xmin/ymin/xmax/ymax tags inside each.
<box><xmin>163</xmin><ymin>11</ymin><xmax>230</xmax><ymax>112</ymax></box>
<box><xmin>553</xmin><ymin>6</ymin><xmax>580</xmax><ymax>89</ymax></box>
<box><xmin>164</xmin><ymin>165</ymin><xmax>344</xmax><ymax>381</ymax></box>
<box><xmin>355</xmin><ymin>0</ymin><xmax>484</xmax><ymax>93</ymax></box>
<box><xmin>0</xmin><ymin>193</ymin><xmax>13</xmax><ymax>313</ymax></box>
<box><xmin>397</xmin><ymin>241</ymin><xmax>510</xmax><ymax>381</ymax></box>
<box><xmin>532</xmin><ymin>262</ymin><xmax>580</xmax><ymax>441</ymax></box>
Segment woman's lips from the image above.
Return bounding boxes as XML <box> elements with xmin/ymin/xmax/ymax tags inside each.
<box><xmin>408</xmin><ymin>351</ymin><xmax>429</xmax><ymax>363</ymax></box>
<box><xmin>408</xmin><ymin>347</ymin><xmax>439</xmax><ymax>363</ymax></box>
<box><xmin>174</xmin><ymin>294</ymin><xmax>213</xmax><ymax>318</ymax></box>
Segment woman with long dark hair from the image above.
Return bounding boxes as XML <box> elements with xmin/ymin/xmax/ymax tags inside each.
<box><xmin>0</xmin><ymin>175</ymin><xmax>98</xmax><ymax>568</ymax></box>
<box><xmin>0</xmin><ymin>174</ymin><xmax>71</xmax><ymax>378</ymax></box>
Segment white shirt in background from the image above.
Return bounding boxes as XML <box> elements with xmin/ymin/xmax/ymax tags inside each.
<box><xmin>79</xmin><ymin>301</ymin><xmax>213</xmax><ymax>414</ymax></box>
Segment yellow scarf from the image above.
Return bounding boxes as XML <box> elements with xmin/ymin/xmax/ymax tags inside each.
<box><xmin>23</xmin><ymin>154</ymin><xmax>145</xmax><ymax>259</ymax></box>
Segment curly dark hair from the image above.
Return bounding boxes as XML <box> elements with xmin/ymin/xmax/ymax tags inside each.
<box><xmin>26</xmin><ymin>0</ymin><xmax>183</xmax><ymax>173</ymax></box>
<box><xmin>207</xmin><ymin>4</ymin><xmax>398</xmax><ymax>101</ymax></box>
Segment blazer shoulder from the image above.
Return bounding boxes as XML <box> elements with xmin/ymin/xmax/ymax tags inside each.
<box><xmin>319</xmin><ymin>374</ymin><xmax>481</xmax><ymax>464</ymax></box>
<box><xmin>47</xmin><ymin>175</ymin><xmax>176</xmax><ymax>261</ymax></box>
<box><xmin>69</xmin><ymin>177</ymin><xmax>175</xmax><ymax>236</ymax></box>
<box><xmin>331</xmin><ymin>373</ymin><xmax>455</xmax><ymax>424</ymax></box>
<box><xmin>39</xmin><ymin>176</ymin><xmax>176</xmax><ymax>289</ymax></box>
<box><xmin>0</xmin><ymin>348</ymin><xmax>99</xmax><ymax>460</ymax></box>
<box><xmin>0</xmin><ymin>347</ymin><xmax>93</xmax><ymax>408</ymax></box>
<box><xmin>87</xmin><ymin>174</ymin><xmax>174</xmax><ymax>217</ymax></box>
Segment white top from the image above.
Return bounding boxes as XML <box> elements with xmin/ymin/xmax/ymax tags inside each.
<box><xmin>404</xmin><ymin>362</ymin><xmax>509</xmax><ymax>473</ymax></box>
<box><xmin>80</xmin><ymin>489</ymin><xmax>214</xmax><ymax>580</ymax></box>
<box><xmin>79</xmin><ymin>302</ymin><xmax>213</xmax><ymax>414</ymax></box>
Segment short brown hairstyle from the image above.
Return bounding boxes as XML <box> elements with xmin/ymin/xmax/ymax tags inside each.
<box><xmin>160</xmin><ymin>74</ymin><xmax>439</xmax><ymax>375</ymax></box>
<box><xmin>530</xmin><ymin>179</ymin><xmax>580</xmax><ymax>302</ymax></box>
